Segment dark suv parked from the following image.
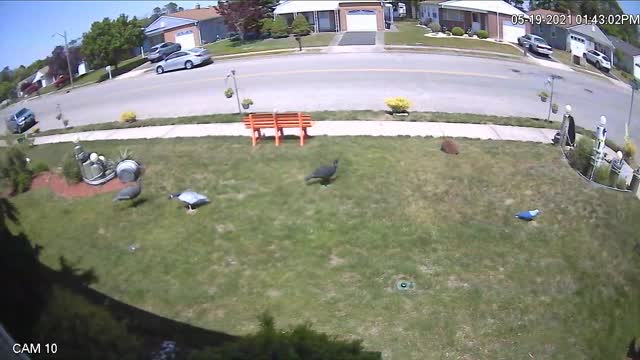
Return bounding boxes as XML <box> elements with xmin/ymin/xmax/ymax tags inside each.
<box><xmin>147</xmin><ymin>42</ymin><xmax>181</xmax><ymax>63</ymax></box>
<box><xmin>6</xmin><ymin>108</ymin><xmax>36</xmax><ymax>134</ymax></box>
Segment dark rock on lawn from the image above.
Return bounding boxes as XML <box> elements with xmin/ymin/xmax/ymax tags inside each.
<box><xmin>441</xmin><ymin>139</ymin><xmax>459</xmax><ymax>155</ymax></box>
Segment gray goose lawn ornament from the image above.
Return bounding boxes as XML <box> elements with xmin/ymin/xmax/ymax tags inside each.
<box><xmin>169</xmin><ymin>191</ymin><xmax>209</xmax><ymax>213</ymax></box>
<box><xmin>113</xmin><ymin>180</ymin><xmax>142</xmax><ymax>203</ymax></box>
<box><xmin>304</xmin><ymin>159</ymin><xmax>339</xmax><ymax>186</ymax></box>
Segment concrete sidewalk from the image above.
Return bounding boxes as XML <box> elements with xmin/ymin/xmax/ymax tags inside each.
<box><xmin>31</xmin><ymin>121</ymin><xmax>559</xmax><ymax>144</ymax></box>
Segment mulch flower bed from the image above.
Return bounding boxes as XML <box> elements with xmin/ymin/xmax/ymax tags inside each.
<box><xmin>30</xmin><ymin>171</ymin><xmax>127</xmax><ymax>199</ymax></box>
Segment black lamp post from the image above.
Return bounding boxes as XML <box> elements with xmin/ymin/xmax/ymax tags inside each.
<box><xmin>295</xmin><ymin>34</ymin><xmax>302</xmax><ymax>52</ymax></box>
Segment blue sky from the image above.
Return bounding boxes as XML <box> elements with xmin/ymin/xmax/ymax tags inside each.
<box><xmin>619</xmin><ymin>0</ymin><xmax>640</xmax><ymax>15</ymax></box>
<box><xmin>0</xmin><ymin>1</ymin><xmax>218</xmax><ymax>69</ymax></box>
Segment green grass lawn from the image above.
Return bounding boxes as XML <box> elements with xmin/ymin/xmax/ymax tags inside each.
<box><xmin>5</xmin><ymin>136</ymin><xmax>640</xmax><ymax>359</ymax></box>
<box><xmin>205</xmin><ymin>33</ymin><xmax>336</xmax><ymax>56</ymax></box>
<box><xmin>46</xmin><ymin>56</ymin><xmax>148</xmax><ymax>93</ymax></box>
<box><xmin>386</xmin><ymin>22</ymin><xmax>522</xmax><ymax>56</ymax></box>
<box><xmin>29</xmin><ymin>111</ymin><xmax>557</xmax><ymax>138</ymax></box>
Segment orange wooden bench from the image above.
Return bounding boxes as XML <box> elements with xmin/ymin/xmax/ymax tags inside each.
<box><xmin>243</xmin><ymin>112</ymin><xmax>314</xmax><ymax>146</ymax></box>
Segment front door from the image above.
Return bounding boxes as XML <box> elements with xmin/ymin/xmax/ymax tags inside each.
<box><xmin>471</xmin><ymin>13</ymin><xmax>481</xmax><ymax>32</ymax></box>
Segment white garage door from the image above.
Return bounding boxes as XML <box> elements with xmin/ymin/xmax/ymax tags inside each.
<box><xmin>501</xmin><ymin>21</ymin><xmax>525</xmax><ymax>43</ymax></box>
<box><xmin>346</xmin><ymin>10</ymin><xmax>377</xmax><ymax>31</ymax></box>
<box><xmin>175</xmin><ymin>30</ymin><xmax>196</xmax><ymax>50</ymax></box>
<box><xmin>569</xmin><ymin>34</ymin><xmax>586</xmax><ymax>57</ymax></box>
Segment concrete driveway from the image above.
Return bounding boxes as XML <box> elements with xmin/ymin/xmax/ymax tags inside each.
<box><xmin>339</xmin><ymin>32</ymin><xmax>376</xmax><ymax>46</ymax></box>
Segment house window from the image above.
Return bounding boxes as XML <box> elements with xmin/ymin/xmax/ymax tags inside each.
<box><xmin>442</xmin><ymin>9</ymin><xmax>463</xmax><ymax>21</ymax></box>
<box><xmin>472</xmin><ymin>13</ymin><xmax>479</xmax><ymax>23</ymax></box>
<box><xmin>432</xmin><ymin>10</ymin><xmax>438</xmax><ymax>18</ymax></box>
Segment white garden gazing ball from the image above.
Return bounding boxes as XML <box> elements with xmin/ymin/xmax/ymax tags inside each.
<box><xmin>565</xmin><ymin>105</ymin><xmax>572</xmax><ymax>114</ymax></box>
<box><xmin>600</xmin><ymin>116</ymin><xmax>607</xmax><ymax>125</ymax></box>
<box><xmin>617</xmin><ymin>151</ymin><xmax>624</xmax><ymax>160</ymax></box>
<box><xmin>98</xmin><ymin>155</ymin><xmax>106</xmax><ymax>162</ymax></box>
<box><xmin>90</xmin><ymin>153</ymin><xmax>99</xmax><ymax>162</ymax></box>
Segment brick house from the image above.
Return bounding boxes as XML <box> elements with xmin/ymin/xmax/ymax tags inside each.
<box><xmin>418</xmin><ymin>0</ymin><xmax>529</xmax><ymax>43</ymax></box>
<box><xmin>274</xmin><ymin>0</ymin><xmax>385</xmax><ymax>32</ymax></box>
<box><xmin>144</xmin><ymin>6</ymin><xmax>228</xmax><ymax>49</ymax></box>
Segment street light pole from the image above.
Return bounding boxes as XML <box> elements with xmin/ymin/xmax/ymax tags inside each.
<box><xmin>545</xmin><ymin>74</ymin><xmax>561</xmax><ymax>122</ymax></box>
<box><xmin>627</xmin><ymin>80</ymin><xmax>637</xmax><ymax>133</ymax></box>
<box><xmin>53</xmin><ymin>30</ymin><xmax>74</xmax><ymax>88</ymax></box>
<box><xmin>228</xmin><ymin>70</ymin><xmax>242</xmax><ymax>114</ymax></box>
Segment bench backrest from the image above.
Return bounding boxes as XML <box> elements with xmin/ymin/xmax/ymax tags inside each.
<box><xmin>243</xmin><ymin>113</ymin><xmax>312</xmax><ymax>127</ymax></box>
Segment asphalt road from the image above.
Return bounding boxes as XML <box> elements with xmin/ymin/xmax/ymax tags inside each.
<box><xmin>2</xmin><ymin>52</ymin><xmax>638</xmax><ymax>144</ymax></box>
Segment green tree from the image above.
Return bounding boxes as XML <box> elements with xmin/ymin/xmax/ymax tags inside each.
<box><xmin>504</xmin><ymin>0</ymin><xmax>524</xmax><ymax>10</ymax></box>
<box><xmin>291</xmin><ymin>14</ymin><xmax>311</xmax><ymax>35</ymax></box>
<box><xmin>82</xmin><ymin>15</ymin><xmax>143</xmax><ymax>69</ymax></box>
<box><xmin>0</xmin><ymin>81</ymin><xmax>13</xmax><ymax>102</ymax></box>
<box><xmin>164</xmin><ymin>2</ymin><xmax>178</xmax><ymax>14</ymax></box>
<box><xmin>259</xmin><ymin>18</ymin><xmax>274</xmax><ymax>36</ymax></box>
<box><xmin>271</xmin><ymin>15</ymin><xmax>289</xmax><ymax>38</ymax></box>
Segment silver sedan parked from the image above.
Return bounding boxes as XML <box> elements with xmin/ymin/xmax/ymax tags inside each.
<box><xmin>155</xmin><ymin>48</ymin><xmax>212</xmax><ymax>74</ymax></box>
<box><xmin>517</xmin><ymin>34</ymin><xmax>553</xmax><ymax>56</ymax></box>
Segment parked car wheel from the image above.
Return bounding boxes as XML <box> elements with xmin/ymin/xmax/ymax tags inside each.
<box><xmin>517</xmin><ymin>38</ymin><xmax>522</xmax><ymax>46</ymax></box>
<box><xmin>595</xmin><ymin>62</ymin><xmax>601</xmax><ymax>69</ymax></box>
<box><xmin>185</xmin><ymin>60</ymin><xmax>193</xmax><ymax>70</ymax></box>
<box><xmin>156</xmin><ymin>66</ymin><xmax>164</xmax><ymax>74</ymax></box>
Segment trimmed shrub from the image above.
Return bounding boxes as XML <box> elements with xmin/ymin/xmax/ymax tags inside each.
<box><xmin>385</xmin><ymin>97</ymin><xmax>412</xmax><ymax>113</ymax></box>
<box><xmin>188</xmin><ymin>312</ymin><xmax>380</xmax><ymax>360</ymax></box>
<box><xmin>291</xmin><ymin>14</ymin><xmax>311</xmax><ymax>36</ymax></box>
<box><xmin>34</xmin><ymin>286</ymin><xmax>140</xmax><ymax>360</ymax></box>
<box><xmin>593</xmin><ymin>164</ymin><xmax>610</xmax><ymax>185</ymax></box>
<box><xmin>271</xmin><ymin>16</ymin><xmax>289</xmax><ymax>38</ymax></box>
<box><xmin>624</xmin><ymin>140</ymin><xmax>636</xmax><ymax>159</ymax></box>
<box><xmin>0</xmin><ymin>145</ymin><xmax>33</xmax><ymax>193</ymax></box>
<box><xmin>259</xmin><ymin>18</ymin><xmax>274</xmax><ymax>36</ymax></box>
<box><xmin>119</xmin><ymin>111</ymin><xmax>136</xmax><ymax>123</ymax></box>
<box><xmin>568</xmin><ymin>136</ymin><xmax>594</xmax><ymax>175</ymax></box>
<box><xmin>31</xmin><ymin>161</ymin><xmax>49</xmax><ymax>174</ymax></box>
<box><xmin>62</xmin><ymin>153</ymin><xmax>82</xmax><ymax>184</ymax></box>
<box><xmin>477</xmin><ymin>30</ymin><xmax>489</xmax><ymax>39</ymax></box>
<box><xmin>427</xmin><ymin>22</ymin><xmax>441</xmax><ymax>33</ymax></box>
<box><xmin>451</xmin><ymin>27</ymin><xmax>464</xmax><ymax>36</ymax></box>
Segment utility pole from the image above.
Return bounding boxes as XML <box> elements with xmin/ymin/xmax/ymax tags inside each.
<box><xmin>227</xmin><ymin>70</ymin><xmax>242</xmax><ymax>114</ymax></box>
<box><xmin>627</xmin><ymin>80</ymin><xmax>638</xmax><ymax>134</ymax></box>
<box><xmin>53</xmin><ymin>30</ymin><xmax>74</xmax><ymax>88</ymax></box>
<box><xmin>546</xmin><ymin>74</ymin><xmax>561</xmax><ymax>121</ymax></box>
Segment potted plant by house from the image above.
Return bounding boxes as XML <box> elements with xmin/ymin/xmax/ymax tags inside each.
<box><xmin>241</xmin><ymin>98</ymin><xmax>253</xmax><ymax>110</ymax></box>
<box><xmin>385</xmin><ymin>97</ymin><xmax>412</xmax><ymax>116</ymax></box>
<box><xmin>551</xmin><ymin>103</ymin><xmax>559</xmax><ymax>114</ymax></box>
<box><xmin>224</xmin><ymin>88</ymin><xmax>234</xmax><ymax>99</ymax></box>
<box><xmin>538</xmin><ymin>91</ymin><xmax>549</xmax><ymax>102</ymax></box>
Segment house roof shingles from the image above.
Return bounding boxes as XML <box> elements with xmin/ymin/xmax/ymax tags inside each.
<box><xmin>169</xmin><ymin>7</ymin><xmax>222</xmax><ymax>21</ymax></box>
<box><xmin>568</xmin><ymin>23</ymin><xmax>614</xmax><ymax>48</ymax></box>
<box><xmin>608</xmin><ymin>35</ymin><xmax>640</xmax><ymax>56</ymax></box>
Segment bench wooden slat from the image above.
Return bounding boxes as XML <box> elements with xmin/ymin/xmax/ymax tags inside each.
<box><xmin>242</xmin><ymin>112</ymin><xmax>314</xmax><ymax>147</ymax></box>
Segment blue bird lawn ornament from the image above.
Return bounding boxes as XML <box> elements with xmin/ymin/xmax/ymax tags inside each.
<box><xmin>515</xmin><ymin>209</ymin><xmax>540</xmax><ymax>221</ymax></box>
<box><xmin>169</xmin><ymin>191</ymin><xmax>209</xmax><ymax>212</ymax></box>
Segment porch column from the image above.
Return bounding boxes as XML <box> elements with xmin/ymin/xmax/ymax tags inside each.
<box><xmin>314</xmin><ymin>11</ymin><xmax>319</xmax><ymax>32</ymax></box>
